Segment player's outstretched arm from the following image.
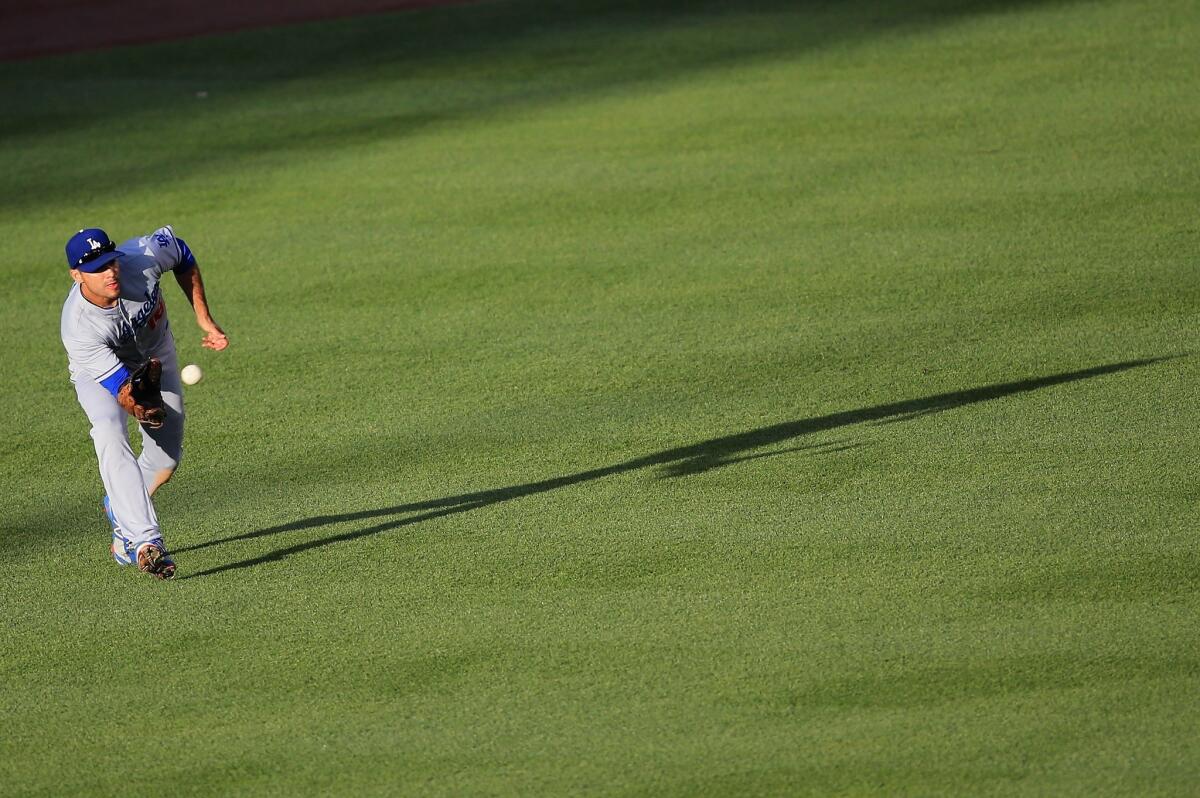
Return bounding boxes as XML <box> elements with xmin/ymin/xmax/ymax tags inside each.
<box><xmin>174</xmin><ymin>263</ymin><xmax>229</xmax><ymax>351</ymax></box>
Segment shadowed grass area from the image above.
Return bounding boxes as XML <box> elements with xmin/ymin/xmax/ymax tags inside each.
<box><xmin>0</xmin><ymin>0</ymin><xmax>1069</xmax><ymax>208</ymax></box>
<box><xmin>1</xmin><ymin>0</ymin><xmax>1198</xmax><ymax>795</ymax></box>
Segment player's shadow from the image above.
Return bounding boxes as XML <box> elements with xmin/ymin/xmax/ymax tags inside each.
<box><xmin>177</xmin><ymin>357</ymin><xmax>1169</xmax><ymax>579</ymax></box>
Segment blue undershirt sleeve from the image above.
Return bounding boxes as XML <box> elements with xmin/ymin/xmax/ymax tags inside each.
<box><xmin>175</xmin><ymin>236</ymin><xmax>197</xmax><ymax>272</ymax></box>
<box><xmin>100</xmin><ymin>364</ymin><xmax>131</xmax><ymax>397</ymax></box>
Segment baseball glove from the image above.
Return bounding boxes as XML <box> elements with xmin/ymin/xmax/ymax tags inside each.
<box><xmin>117</xmin><ymin>358</ymin><xmax>164</xmax><ymax>428</ymax></box>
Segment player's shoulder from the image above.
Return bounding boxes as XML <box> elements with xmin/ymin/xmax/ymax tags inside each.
<box><xmin>61</xmin><ymin>282</ymin><xmax>85</xmax><ymax>315</ymax></box>
<box><xmin>60</xmin><ymin>284</ymin><xmax>97</xmax><ymax>334</ymax></box>
<box><xmin>117</xmin><ymin>225</ymin><xmax>188</xmax><ymax>274</ymax></box>
<box><xmin>118</xmin><ymin>224</ymin><xmax>179</xmax><ymax>254</ymax></box>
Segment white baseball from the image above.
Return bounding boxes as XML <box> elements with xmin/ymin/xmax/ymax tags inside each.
<box><xmin>181</xmin><ymin>364</ymin><xmax>203</xmax><ymax>386</ymax></box>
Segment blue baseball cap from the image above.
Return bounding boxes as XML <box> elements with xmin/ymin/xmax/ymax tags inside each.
<box><xmin>66</xmin><ymin>228</ymin><xmax>122</xmax><ymax>272</ymax></box>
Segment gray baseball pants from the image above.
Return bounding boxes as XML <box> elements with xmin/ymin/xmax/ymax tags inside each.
<box><xmin>73</xmin><ymin>345</ymin><xmax>185</xmax><ymax>547</ymax></box>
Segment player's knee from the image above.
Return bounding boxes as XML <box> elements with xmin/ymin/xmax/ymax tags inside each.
<box><xmin>145</xmin><ymin>449</ymin><xmax>181</xmax><ymax>475</ymax></box>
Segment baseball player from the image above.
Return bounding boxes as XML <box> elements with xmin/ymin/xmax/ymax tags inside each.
<box><xmin>61</xmin><ymin>225</ymin><xmax>228</xmax><ymax>580</ymax></box>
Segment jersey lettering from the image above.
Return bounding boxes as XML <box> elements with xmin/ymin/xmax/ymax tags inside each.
<box><xmin>130</xmin><ymin>284</ymin><xmax>162</xmax><ymax>330</ymax></box>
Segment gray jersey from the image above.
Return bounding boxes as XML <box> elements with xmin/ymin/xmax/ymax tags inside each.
<box><xmin>60</xmin><ymin>225</ymin><xmax>192</xmax><ymax>392</ymax></box>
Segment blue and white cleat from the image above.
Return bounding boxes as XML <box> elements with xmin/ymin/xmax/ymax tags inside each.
<box><xmin>111</xmin><ymin>532</ymin><xmax>135</xmax><ymax>565</ymax></box>
<box><xmin>104</xmin><ymin>496</ymin><xmax>135</xmax><ymax>566</ymax></box>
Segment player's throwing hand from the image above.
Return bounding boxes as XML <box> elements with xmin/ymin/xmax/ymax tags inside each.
<box><xmin>202</xmin><ymin>327</ymin><xmax>229</xmax><ymax>351</ymax></box>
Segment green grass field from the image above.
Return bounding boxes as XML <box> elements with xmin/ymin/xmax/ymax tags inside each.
<box><xmin>2</xmin><ymin>0</ymin><xmax>1198</xmax><ymax>794</ymax></box>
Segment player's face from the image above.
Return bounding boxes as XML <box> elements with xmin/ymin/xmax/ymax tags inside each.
<box><xmin>72</xmin><ymin>261</ymin><xmax>121</xmax><ymax>306</ymax></box>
